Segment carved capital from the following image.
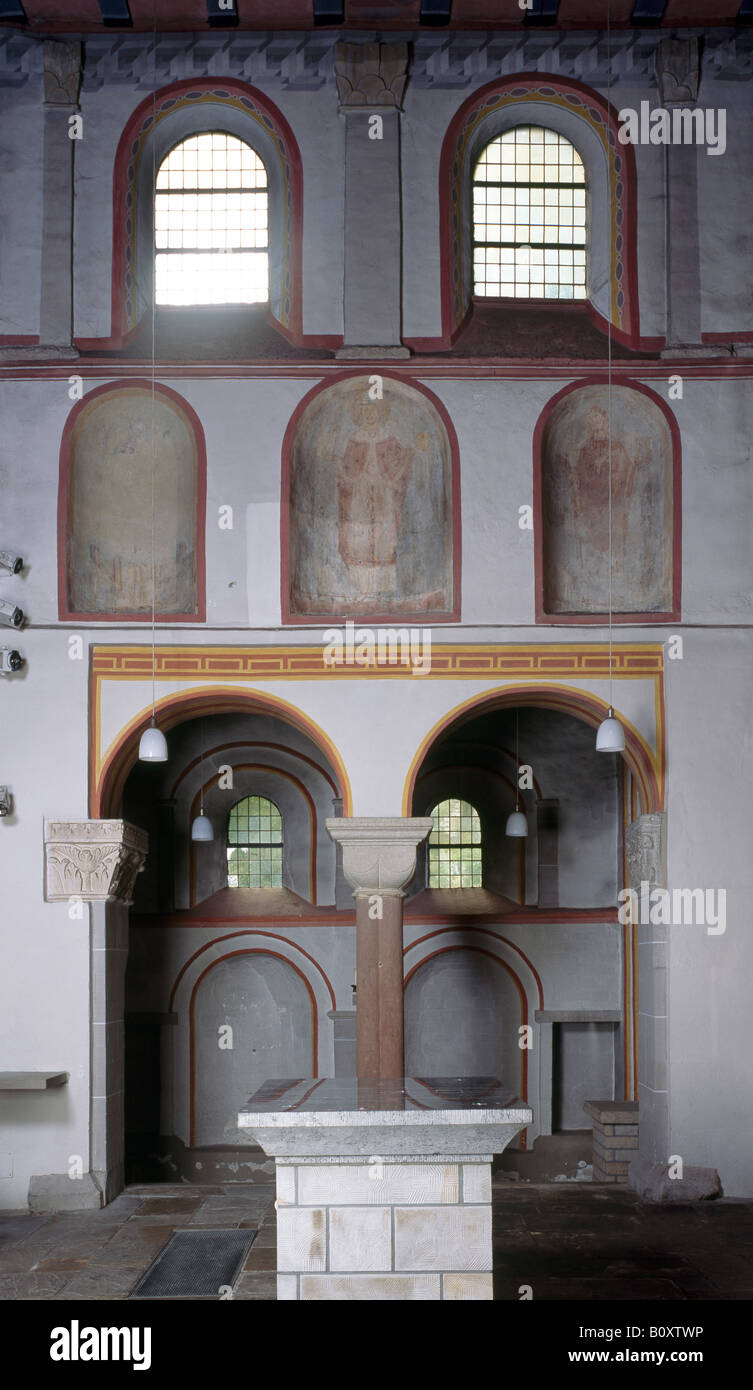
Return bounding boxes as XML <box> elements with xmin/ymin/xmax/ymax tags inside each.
<box><xmin>43</xmin><ymin>41</ymin><xmax>83</xmax><ymax>106</ymax></box>
<box><xmin>325</xmin><ymin>817</ymin><xmax>432</xmax><ymax>894</ymax></box>
<box><xmin>656</xmin><ymin>38</ymin><xmax>700</xmax><ymax>106</ymax></box>
<box><xmin>625</xmin><ymin>813</ymin><xmax>667</xmax><ymax>896</ymax></box>
<box><xmin>335</xmin><ymin>42</ymin><xmax>409</xmax><ymax>109</ymax></box>
<box><xmin>44</xmin><ymin>820</ymin><xmax>148</xmax><ymax>906</ymax></box>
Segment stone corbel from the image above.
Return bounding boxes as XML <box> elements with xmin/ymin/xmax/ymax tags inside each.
<box><xmin>656</xmin><ymin>38</ymin><xmax>700</xmax><ymax>106</ymax></box>
<box><xmin>334</xmin><ymin>42</ymin><xmax>409</xmax><ymax>110</ymax></box>
<box><xmin>44</xmin><ymin>820</ymin><xmax>148</xmax><ymax>906</ymax></box>
<box><xmin>43</xmin><ymin>40</ymin><xmax>83</xmax><ymax>107</ymax></box>
<box><xmin>325</xmin><ymin>817</ymin><xmax>433</xmax><ymax>896</ymax></box>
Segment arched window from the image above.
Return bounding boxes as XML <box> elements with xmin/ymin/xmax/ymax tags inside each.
<box><xmin>155</xmin><ymin>132</ymin><xmax>269</xmax><ymax>307</ymax></box>
<box><xmin>472</xmin><ymin>126</ymin><xmax>586</xmax><ymax>300</ymax></box>
<box><xmin>227</xmin><ymin>796</ymin><xmax>283</xmax><ymax>889</ymax></box>
<box><xmin>428</xmin><ymin>799</ymin><xmax>482</xmax><ymax>889</ymax></box>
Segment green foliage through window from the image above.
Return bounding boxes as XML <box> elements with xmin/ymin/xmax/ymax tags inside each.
<box><xmin>428</xmin><ymin>798</ymin><xmax>482</xmax><ymax>889</ymax></box>
<box><xmin>227</xmin><ymin>795</ymin><xmax>283</xmax><ymax>888</ymax></box>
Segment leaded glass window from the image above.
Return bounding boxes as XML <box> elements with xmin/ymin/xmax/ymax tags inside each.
<box><xmin>227</xmin><ymin>796</ymin><xmax>283</xmax><ymax>889</ymax></box>
<box><xmin>473</xmin><ymin>126</ymin><xmax>587</xmax><ymax>299</ymax></box>
<box><xmin>428</xmin><ymin>798</ymin><xmax>482</xmax><ymax>889</ymax></box>
<box><xmin>155</xmin><ymin>132</ymin><xmax>269</xmax><ymax>306</ymax></box>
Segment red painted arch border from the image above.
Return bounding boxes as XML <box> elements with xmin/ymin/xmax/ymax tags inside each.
<box><xmin>187</xmin><ymin>946</ymin><xmax>320</xmax><ymax>1148</ymax></box>
<box><xmin>532</xmin><ymin>376</ymin><xmax>682</xmax><ymax>625</ymax></box>
<box><xmin>83</xmin><ymin>78</ymin><xmax>304</xmax><ymax>353</ymax></box>
<box><xmin>403</xmin><ymin>943</ymin><xmax>529</xmax><ymax>1110</ymax></box>
<box><xmin>57</xmin><ymin>377</ymin><xmax>207</xmax><ymax>624</ymax></box>
<box><xmin>428</xmin><ymin>73</ymin><xmax>647</xmax><ymax>355</ymax></box>
<box><xmin>279</xmin><ymin>370</ymin><xmax>462</xmax><ymax>626</ymax></box>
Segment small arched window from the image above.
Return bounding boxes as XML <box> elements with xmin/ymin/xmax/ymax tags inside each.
<box><xmin>227</xmin><ymin>796</ymin><xmax>283</xmax><ymax>889</ymax></box>
<box><xmin>473</xmin><ymin>126</ymin><xmax>586</xmax><ymax>300</ymax></box>
<box><xmin>428</xmin><ymin>799</ymin><xmax>482</xmax><ymax>889</ymax></box>
<box><xmin>155</xmin><ymin>132</ymin><xmax>269</xmax><ymax>306</ymax></box>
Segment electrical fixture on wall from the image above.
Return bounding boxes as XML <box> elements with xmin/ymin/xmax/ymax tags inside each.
<box><xmin>191</xmin><ymin>720</ymin><xmax>214</xmax><ymax>841</ymax></box>
<box><xmin>505</xmin><ymin>709</ymin><xmax>528</xmax><ymax>838</ymax></box>
<box><xmin>0</xmin><ymin>648</ymin><xmax>24</xmax><ymax>676</ymax></box>
<box><xmin>139</xmin><ymin>9</ymin><xmax>168</xmax><ymax>766</ymax></box>
<box><xmin>595</xmin><ymin>0</ymin><xmax>626</xmax><ymax>758</ymax></box>
<box><xmin>0</xmin><ymin>551</ymin><xmax>23</xmax><ymax>575</ymax></box>
<box><xmin>0</xmin><ymin>599</ymin><xmax>23</xmax><ymax>629</ymax></box>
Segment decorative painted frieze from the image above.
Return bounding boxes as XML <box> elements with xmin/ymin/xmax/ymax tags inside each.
<box><xmin>44</xmin><ymin>820</ymin><xmax>148</xmax><ymax>906</ymax></box>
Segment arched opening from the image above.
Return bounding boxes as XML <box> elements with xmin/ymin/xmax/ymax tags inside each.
<box><xmin>98</xmin><ymin>697</ymin><xmax>346</xmax><ymax>1186</ymax></box>
<box><xmin>404</xmin><ymin>686</ymin><xmax>655</xmax><ymax>1179</ymax></box>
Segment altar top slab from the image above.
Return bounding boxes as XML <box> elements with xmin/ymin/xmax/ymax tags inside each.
<box><xmin>241</xmin><ymin>1077</ymin><xmax>523</xmax><ymax>1114</ymax></box>
<box><xmin>238</xmin><ymin>1078</ymin><xmax>533</xmax><ymax>1157</ymax></box>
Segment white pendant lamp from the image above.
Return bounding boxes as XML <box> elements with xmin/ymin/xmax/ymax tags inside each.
<box><xmin>191</xmin><ymin>719</ymin><xmax>214</xmax><ymax>841</ymax></box>
<box><xmin>595</xmin><ymin>7</ymin><xmax>624</xmax><ymax>760</ymax></box>
<box><xmin>191</xmin><ymin>812</ymin><xmax>213</xmax><ymax>842</ymax></box>
<box><xmin>505</xmin><ymin>808</ymin><xmax>528</xmax><ymax>838</ymax></box>
<box><xmin>138</xmin><ymin>61</ymin><xmax>167</xmax><ymax>769</ymax></box>
<box><xmin>139</xmin><ymin>715</ymin><xmax>168</xmax><ymax>762</ymax></box>
<box><xmin>506</xmin><ymin>708</ymin><xmax>528</xmax><ymax>837</ymax></box>
<box><xmin>596</xmin><ymin>707</ymin><xmax>625</xmax><ymax>753</ymax></box>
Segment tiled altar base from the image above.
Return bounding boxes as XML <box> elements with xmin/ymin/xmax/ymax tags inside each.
<box><xmin>2</xmin><ymin>1182</ymin><xmax>753</xmax><ymax>1300</ymax></box>
<box><xmin>275</xmin><ymin>1157</ymin><xmax>493</xmax><ymax>1301</ymax></box>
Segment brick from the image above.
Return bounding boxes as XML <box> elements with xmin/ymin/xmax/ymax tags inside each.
<box><xmin>461</xmin><ymin>1164</ymin><xmax>491</xmax><ymax>1204</ymax></box>
<box><xmin>276</xmin><ymin>1208</ymin><xmax>326</xmax><ymax>1272</ymax></box>
<box><xmin>300</xmin><ymin>1274</ymin><xmax>440</xmax><ymax>1300</ymax></box>
<box><xmin>297</xmin><ymin>1162</ymin><xmax>458</xmax><ymax>1206</ymax></box>
<box><xmin>394</xmin><ymin>1206</ymin><xmax>491</xmax><ymax>1272</ymax></box>
<box><xmin>443</xmin><ymin>1273</ymin><xmax>493</xmax><ymax>1300</ymax></box>
<box><xmin>329</xmin><ymin>1206</ymin><xmax>391</xmax><ymax>1272</ymax></box>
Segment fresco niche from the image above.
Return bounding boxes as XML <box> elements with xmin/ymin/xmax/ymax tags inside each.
<box><xmin>540</xmin><ymin>384</ymin><xmax>675</xmax><ymax>616</ymax></box>
<box><xmin>65</xmin><ymin>387</ymin><xmax>198</xmax><ymax>618</ymax></box>
<box><xmin>287</xmin><ymin>375</ymin><xmax>456</xmax><ymax>621</ymax></box>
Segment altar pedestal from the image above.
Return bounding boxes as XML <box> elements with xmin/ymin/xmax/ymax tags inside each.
<box><xmin>238</xmin><ymin>1077</ymin><xmax>532</xmax><ymax>1301</ymax></box>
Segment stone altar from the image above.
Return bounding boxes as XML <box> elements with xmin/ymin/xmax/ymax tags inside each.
<box><xmin>238</xmin><ymin>1076</ymin><xmax>532</xmax><ymax>1301</ymax></box>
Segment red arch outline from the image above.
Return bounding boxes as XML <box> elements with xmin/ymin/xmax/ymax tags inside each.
<box><xmin>428</xmin><ymin>73</ymin><xmax>650</xmax><ymax>354</ymax></box>
<box><xmin>79</xmin><ymin>78</ymin><xmax>304</xmax><ymax>352</ymax></box>
<box><xmin>404</xmin><ymin>944</ymin><xmax>529</xmax><ymax>1107</ymax></box>
<box><xmin>280</xmin><ymin>370</ymin><xmax>462</xmax><ymax>625</ymax></box>
<box><xmin>58</xmin><ymin>378</ymin><xmax>207</xmax><ymax>623</ymax></box>
<box><xmin>188</xmin><ymin>947</ymin><xmax>319</xmax><ymax>1147</ymax></box>
<box><xmin>533</xmin><ymin>377</ymin><xmax>682</xmax><ymax>624</ymax></box>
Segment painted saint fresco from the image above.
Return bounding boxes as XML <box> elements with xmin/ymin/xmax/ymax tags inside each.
<box><xmin>288</xmin><ymin>375</ymin><xmax>455</xmax><ymax>619</ymax></box>
<box><xmin>541</xmin><ymin>384</ymin><xmax>674</xmax><ymax>614</ymax></box>
<box><xmin>66</xmin><ymin>388</ymin><xmax>197</xmax><ymax>616</ymax></box>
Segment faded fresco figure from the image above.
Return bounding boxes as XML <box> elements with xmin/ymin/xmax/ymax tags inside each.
<box><xmin>288</xmin><ymin>375</ymin><xmax>454</xmax><ymax>619</ymax></box>
<box><xmin>66</xmin><ymin>390</ymin><xmax>197</xmax><ymax>617</ymax></box>
<box><xmin>541</xmin><ymin>385</ymin><xmax>673</xmax><ymax>614</ymax></box>
<box><xmin>337</xmin><ymin>396</ymin><xmax>419</xmax><ymax>602</ymax></box>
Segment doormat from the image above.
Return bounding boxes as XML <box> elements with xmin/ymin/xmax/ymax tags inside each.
<box><xmin>130</xmin><ymin>1229</ymin><xmax>257</xmax><ymax>1299</ymax></box>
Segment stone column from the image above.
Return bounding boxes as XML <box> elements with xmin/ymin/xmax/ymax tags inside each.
<box><xmin>334</xmin><ymin>42</ymin><xmax>410</xmax><ymax>358</ymax></box>
<box><xmin>625</xmin><ymin>813</ymin><xmax>667</xmax><ymax>1177</ymax></box>
<box><xmin>326</xmin><ymin>817</ymin><xmax>433</xmax><ymax>1078</ymax></box>
<box><xmin>40</xmin><ymin>820</ymin><xmax>148</xmax><ymax>1209</ymax></box>
<box><xmin>39</xmin><ymin>40</ymin><xmax>81</xmax><ymax>356</ymax></box>
<box><xmin>657</xmin><ymin>40</ymin><xmax>703</xmax><ymax>354</ymax></box>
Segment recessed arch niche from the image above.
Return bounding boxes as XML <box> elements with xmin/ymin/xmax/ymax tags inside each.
<box><xmin>283</xmin><ymin>373</ymin><xmax>460</xmax><ymax>623</ymax></box>
<box><xmin>192</xmin><ymin>951</ymin><xmax>315</xmax><ymax>1146</ymax></box>
<box><xmin>535</xmin><ymin>381</ymin><xmax>680</xmax><ymax>621</ymax></box>
<box><xmin>59</xmin><ymin>381</ymin><xmax>205</xmax><ymax>621</ymax></box>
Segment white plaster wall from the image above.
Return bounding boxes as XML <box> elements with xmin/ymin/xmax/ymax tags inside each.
<box><xmin>0</xmin><ymin>82</ymin><xmax>43</xmax><ymax>339</ymax></box>
<box><xmin>697</xmin><ymin>80</ymin><xmax>753</xmax><ymax>335</ymax></box>
<box><xmin>664</xmin><ymin>630</ymin><xmax>753</xmax><ymax>1198</ymax></box>
<box><xmin>0</xmin><ymin>631</ymin><xmax>92</xmax><ymax>1208</ymax></box>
